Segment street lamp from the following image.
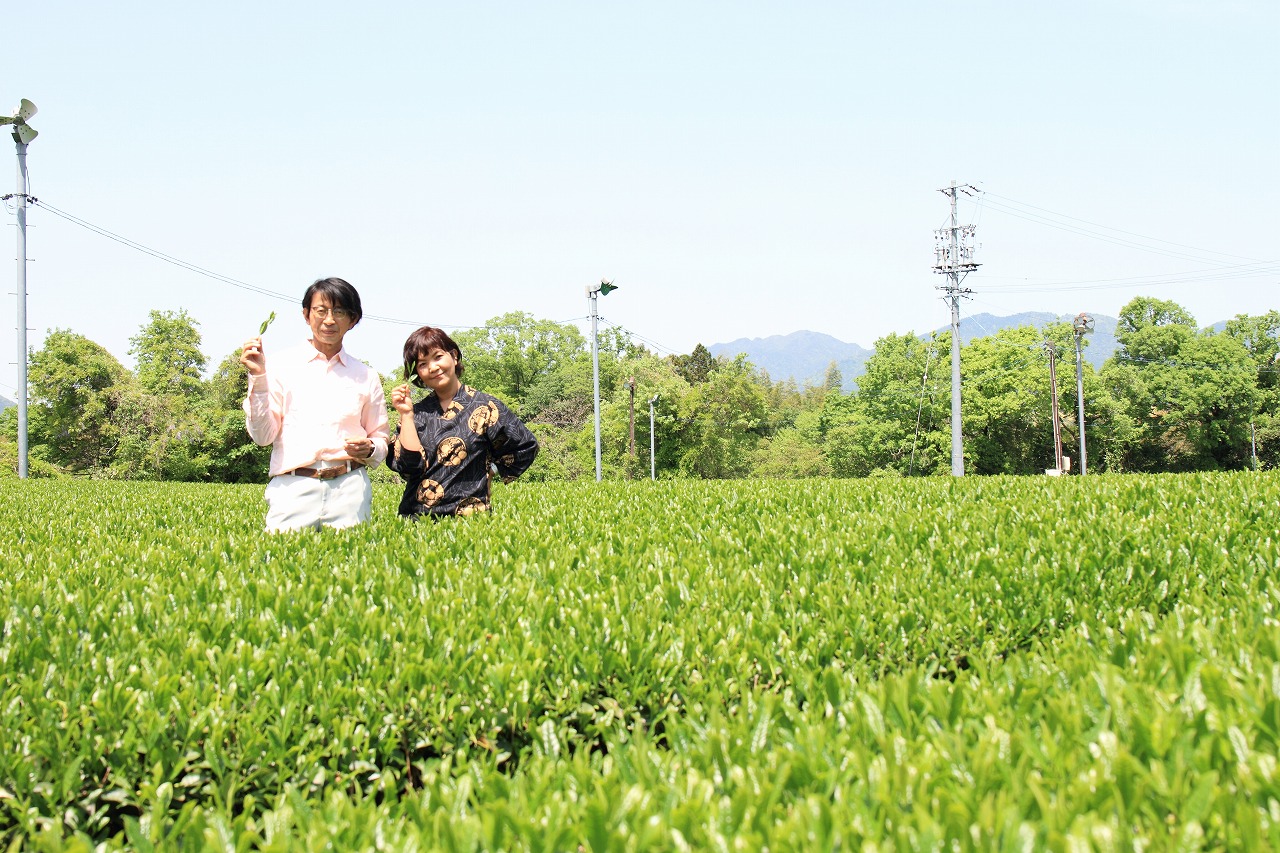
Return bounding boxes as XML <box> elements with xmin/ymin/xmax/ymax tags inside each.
<box><xmin>588</xmin><ymin>279</ymin><xmax>618</xmax><ymax>482</ymax></box>
<box><xmin>649</xmin><ymin>394</ymin><xmax>659</xmax><ymax>480</ymax></box>
<box><xmin>1072</xmin><ymin>312</ymin><xmax>1094</xmax><ymax>475</ymax></box>
<box><xmin>1</xmin><ymin>99</ymin><xmax>38</xmax><ymax>480</ymax></box>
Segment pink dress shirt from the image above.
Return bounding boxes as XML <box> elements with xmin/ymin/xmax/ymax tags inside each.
<box><xmin>243</xmin><ymin>340</ymin><xmax>390</xmax><ymax>477</ymax></box>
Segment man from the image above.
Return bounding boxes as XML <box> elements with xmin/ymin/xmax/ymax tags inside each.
<box><xmin>240</xmin><ymin>277</ymin><xmax>390</xmax><ymax>531</ymax></box>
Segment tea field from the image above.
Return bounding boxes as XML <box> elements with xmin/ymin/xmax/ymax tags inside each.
<box><xmin>1</xmin><ymin>473</ymin><xmax>1279</xmax><ymax>850</ymax></box>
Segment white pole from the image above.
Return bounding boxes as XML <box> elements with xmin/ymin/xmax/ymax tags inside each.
<box><xmin>15</xmin><ymin>140</ymin><xmax>30</xmax><ymax>479</ymax></box>
<box><xmin>1075</xmin><ymin>330</ymin><xmax>1087</xmax><ymax>475</ymax></box>
<box><xmin>947</xmin><ymin>182</ymin><xmax>964</xmax><ymax>476</ymax></box>
<box><xmin>590</xmin><ymin>287</ymin><xmax>601</xmax><ymax>482</ymax></box>
<box><xmin>949</xmin><ymin>288</ymin><xmax>962</xmax><ymax>476</ymax></box>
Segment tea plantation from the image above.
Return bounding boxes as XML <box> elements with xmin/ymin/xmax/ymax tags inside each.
<box><xmin>2</xmin><ymin>474</ymin><xmax>1278</xmax><ymax>850</ymax></box>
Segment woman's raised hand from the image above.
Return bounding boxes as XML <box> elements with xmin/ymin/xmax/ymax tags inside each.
<box><xmin>391</xmin><ymin>383</ymin><xmax>416</xmax><ymax>415</ymax></box>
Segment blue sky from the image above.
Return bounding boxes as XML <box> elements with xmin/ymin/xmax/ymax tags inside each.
<box><xmin>3</xmin><ymin>1</ymin><xmax>1276</xmax><ymax>397</ymax></box>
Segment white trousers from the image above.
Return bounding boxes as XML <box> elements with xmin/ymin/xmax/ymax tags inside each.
<box><xmin>263</xmin><ymin>468</ymin><xmax>373</xmax><ymax>532</ymax></box>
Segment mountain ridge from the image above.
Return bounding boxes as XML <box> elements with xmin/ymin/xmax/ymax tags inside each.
<box><xmin>710</xmin><ymin>311</ymin><xmax>1125</xmax><ymax>388</ymax></box>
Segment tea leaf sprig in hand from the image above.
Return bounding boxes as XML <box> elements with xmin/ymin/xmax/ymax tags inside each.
<box><xmin>258</xmin><ymin>311</ymin><xmax>277</xmax><ymax>336</ymax></box>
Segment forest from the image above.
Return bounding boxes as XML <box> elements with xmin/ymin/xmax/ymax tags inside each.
<box><xmin>2</xmin><ymin>296</ymin><xmax>1277</xmax><ymax>481</ymax></box>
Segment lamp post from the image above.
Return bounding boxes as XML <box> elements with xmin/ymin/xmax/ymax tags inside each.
<box><xmin>1</xmin><ymin>99</ymin><xmax>38</xmax><ymax>480</ymax></box>
<box><xmin>588</xmin><ymin>279</ymin><xmax>617</xmax><ymax>482</ymax></box>
<box><xmin>649</xmin><ymin>394</ymin><xmax>658</xmax><ymax>480</ymax></box>
<box><xmin>1072</xmin><ymin>313</ymin><xmax>1094</xmax><ymax>475</ymax></box>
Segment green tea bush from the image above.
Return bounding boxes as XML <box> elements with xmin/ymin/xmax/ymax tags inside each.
<box><xmin>1</xmin><ymin>473</ymin><xmax>1277</xmax><ymax>849</ymax></box>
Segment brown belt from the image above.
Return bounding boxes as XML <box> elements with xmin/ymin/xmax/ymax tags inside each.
<box><xmin>285</xmin><ymin>460</ymin><xmax>365</xmax><ymax>480</ymax></box>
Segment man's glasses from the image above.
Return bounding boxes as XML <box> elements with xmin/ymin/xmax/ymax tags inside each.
<box><xmin>308</xmin><ymin>306</ymin><xmax>356</xmax><ymax>322</ymax></box>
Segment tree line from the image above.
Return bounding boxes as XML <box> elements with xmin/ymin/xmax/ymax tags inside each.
<box><xmin>2</xmin><ymin>296</ymin><xmax>1276</xmax><ymax>481</ymax></box>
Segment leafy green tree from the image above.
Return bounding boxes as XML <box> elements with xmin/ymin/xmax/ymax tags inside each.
<box><xmin>1117</xmin><ymin>296</ymin><xmax>1197</xmax><ymax>341</ymax></box>
<box><xmin>0</xmin><ymin>409</ymin><xmax>63</xmax><ymax>478</ymax></box>
<box><xmin>750</xmin><ymin>427</ymin><xmax>829</xmax><ymax>478</ymax></box>
<box><xmin>454</xmin><ymin>313</ymin><xmax>589</xmax><ymax>415</ymax></box>
<box><xmin>839</xmin><ymin>332</ymin><xmax>949</xmax><ymax>477</ymax></box>
<box><xmin>593</xmin><ymin>355</ymin><xmax>692</xmax><ymax>479</ymax></box>
<box><xmin>524</xmin><ymin>422</ymin><xmax>592</xmax><ymax>481</ymax></box>
<box><xmin>27</xmin><ymin>329</ymin><xmax>132</xmax><ymax>472</ymax></box>
<box><xmin>675</xmin><ymin>356</ymin><xmax>766</xmax><ymax>479</ymax></box>
<box><xmin>822</xmin><ymin>360</ymin><xmax>843</xmax><ymax>394</ymax></box>
<box><xmin>1224</xmin><ymin>310</ymin><xmax>1280</xmax><ymax>376</ymax></box>
<box><xmin>960</xmin><ymin>325</ymin><xmax>1067</xmax><ymax>475</ymax></box>
<box><xmin>758</xmin><ymin>373</ymin><xmax>810</xmax><ymax>434</ymax></box>
<box><xmin>94</xmin><ymin>310</ymin><xmax>219</xmax><ymax>480</ymax></box>
<box><xmin>110</xmin><ymin>388</ymin><xmax>212</xmax><ymax>481</ymax></box>
<box><xmin>130</xmin><ymin>309</ymin><xmax>207</xmax><ymax>397</ymax></box>
<box><xmin>201</xmin><ymin>351</ymin><xmax>272</xmax><ymax>482</ymax></box>
<box><xmin>1062</xmin><ymin>344</ymin><xmax>1137</xmax><ymax>474</ymax></box>
<box><xmin>1106</xmin><ymin>297</ymin><xmax>1199</xmax><ymax>471</ymax></box>
<box><xmin>1224</xmin><ymin>310</ymin><xmax>1280</xmax><ymax>468</ymax></box>
<box><xmin>1104</xmin><ymin>298</ymin><xmax>1259</xmax><ymax>471</ymax></box>
<box><xmin>670</xmin><ymin>344</ymin><xmax>715</xmax><ymax>385</ymax></box>
<box><xmin>523</xmin><ymin>358</ymin><xmax>595</xmax><ymax>429</ymax></box>
<box><xmin>1151</xmin><ymin>332</ymin><xmax>1258</xmax><ymax>470</ymax></box>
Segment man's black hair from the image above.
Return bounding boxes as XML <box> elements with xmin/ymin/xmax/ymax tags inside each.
<box><xmin>302</xmin><ymin>277</ymin><xmax>362</xmax><ymax>323</ymax></box>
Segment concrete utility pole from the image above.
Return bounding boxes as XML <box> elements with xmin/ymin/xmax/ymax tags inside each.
<box><xmin>932</xmin><ymin>182</ymin><xmax>980</xmax><ymax>476</ymax></box>
<box><xmin>2</xmin><ymin>99</ymin><xmax>39</xmax><ymax>480</ymax></box>
<box><xmin>13</xmin><ymin>140</ymin><xmax>30</xmax><ymax>480</ymax></box>
<box><xmin>1045</xmin><ymin>340</ymin><xmax>1064</xmax><ymax>473</ymax></box>
<box><xmin>649</xmin><ymin>394</ymin><xmax>658</xmax><ymax>480</ymax></box>
<box><xmin>627</xmin><ymin>376</ymin><xmax>636</xmax><ymax>459</ymax></box>
<box><xmin>1072</xmin><ymin>313</ymin><xmax>1094</xmax><ymax>475</ymax></box>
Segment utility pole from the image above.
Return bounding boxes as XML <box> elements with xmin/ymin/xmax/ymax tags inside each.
<box><xmin>627</xmin><ymin>376</ymin><xmax>636</xmax><ymax>459</ymax></box>
<box><xmin>932</xmin><ymin>181</ymin><xmax>980</xmax><ymax>476</ymax></box>
<box><xmin>1045</xmin><ymin>339</ymin><xmax>1064</xmax><ymax>473</ymax></box>
<box><xmin>13</xmin><ymin>139</ymin><xmax>30</xmax><ymax>480</ymax></box>
<box><xmin>649</xmin><ymin>394</ymin><xmax>658</xmax><ymax>480</ymax></box>
<box><xmin>1072</xmin><ymin>313</ymin><xmax>1094</xmax><ymax>475</ymax></box>
<box><xmin>2</xmin><ymin>100</ymin><xmax>39</xmax><ymax>480</ymax></box>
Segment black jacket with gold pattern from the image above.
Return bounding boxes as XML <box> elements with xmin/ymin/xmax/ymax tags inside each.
<box><xmin>389</xmin><ymin>385</ymin><xmax>539</xmax><ymax>517</ymax></box>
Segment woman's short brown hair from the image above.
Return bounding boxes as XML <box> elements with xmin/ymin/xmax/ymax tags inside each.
<box><xmin>402</xmin><ymin>326</ymin><xmax>464</xmax><ymax>387</ymax></box>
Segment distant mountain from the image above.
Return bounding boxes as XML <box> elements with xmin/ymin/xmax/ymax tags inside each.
<box><xmin>947</xmin><ymin>312</ymin><xmax>1119</xmax><ymax>370</ymax></box>
<box><xmin>709</xmin><ymin>313</ymin><xmax>1124</xmax><ymax>387</ymax></box>
<box><xmin>709</xmin><ymin>331</ymin><xmax>872</xmax><ymax>391</ymax></box>
<box><xmin>0</xmin><ymin>395</ymin><xmax>12</xmax><ymax>412</ymax></box>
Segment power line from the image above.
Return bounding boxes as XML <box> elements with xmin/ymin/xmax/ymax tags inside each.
<box><xmin>596</xmin><ymin>318</ymin><xmax>681</xmax><ymax>357</ymax></box>
<box><xmin>980</xmin><ymin>190</ymin><xmax>1264</xmax><ymax>264</ymax></box>
<box><xmin>975</xmin><ymin>260</ymin><xmax>1279</xmax><ymax>295</ymax></box>
<box><xmin>27</xmin><ymin>199</ymin><xmax>478</xmax><ymax>332</ymax></box>
<box><xmin>978</xmin><ymin>196</ymin><xmax>1245</xmax><ymax>266</ymax></box>
<box><xmin>33</xmin><ymin>200</ymin><xmax>295</xmax><ymax>302</ymax></box>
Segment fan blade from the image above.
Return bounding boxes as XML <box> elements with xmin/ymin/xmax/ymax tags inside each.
<box><xmin>15</xmin><ymin>99</ymin><xmax>37</xmax><ymax>121</ymax></box>
<box><xmin>14</xmin><ymin>124</ymin><xmax>38</xmax><ymax>144</ymax></box>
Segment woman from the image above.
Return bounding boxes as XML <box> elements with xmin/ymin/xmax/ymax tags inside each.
<box><xmin>389</xmin><ymin>326</ymin><xmax>539</xmax><ymax>518</ymax></box>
